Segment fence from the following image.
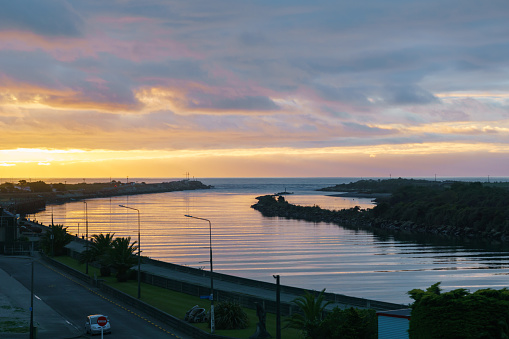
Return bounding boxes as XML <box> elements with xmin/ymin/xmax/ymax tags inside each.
<box><xmin>141</xmin><ymin>257</ymin><xmax>406</xmax><ymax>314</ymax></box>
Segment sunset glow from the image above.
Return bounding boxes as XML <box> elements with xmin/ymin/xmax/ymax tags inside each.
<box><xmin>1</xmin><ymin>1</ymin><xmax>509</xmax><ymax>178</ymax></box>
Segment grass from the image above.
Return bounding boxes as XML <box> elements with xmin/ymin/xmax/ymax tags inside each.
<box><xmin>0</xmin><ymin>319</ymin><xmax>30</xmax><ymax>333</ymax></box>
<box><xmin>53</xmin><ymin>256</ymin><xmax>302</xmax><ymax>338</ymax></box>
<box><xmin>0</xmin><ymin>301</ymin><xmax>29</xmax><ymax>334</ymax></box>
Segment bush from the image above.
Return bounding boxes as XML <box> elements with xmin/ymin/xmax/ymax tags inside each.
<box><xmin>213</xmin><ymin>300</ymin><xmax>249</xmax><ymax>330</ymax></box>
<box><xmin>319</xmin><ymin>307</ymin><xmax>377</xmax><ymax>339</ymax></box>
<box><xmin>408</xmin><ymin>282</ymin><xmax>509</xmax><ymax>338</ymax></box>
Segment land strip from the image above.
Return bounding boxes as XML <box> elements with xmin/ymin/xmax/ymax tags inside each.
<box><xmin>1</xmin><ymin>179</ymin><xmax>212</xmax><ymax>215</ymax></box>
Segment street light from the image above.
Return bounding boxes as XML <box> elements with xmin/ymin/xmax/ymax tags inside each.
<box><xmin>83</xmin><ymin>201</ymin><xmax>89</xmax><ymax>274</ymax></box>
<box><xmin>30</xmin><ymin>259</ymin><xmax>34</xmax><ymax>339</ymax></box>
<box><xmin>119</xmin><ymin>204</ymin><xmax>141</xmax><ymax>299</ymax></box>
<box><xmin>273</xmin><ymin>275</ymin><xmax>281</xmax><ymax>339</ymax></box>
<box><xmin>184</xmin><ymin>214</ymin><xmax>215</xmax><ymax>334</ymax></box>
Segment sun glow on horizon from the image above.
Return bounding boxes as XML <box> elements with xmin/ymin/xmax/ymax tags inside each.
<box><xmin>1</xmin><ymin>140</ymin><xmax>508</xmax><ymax>178</ymax></box>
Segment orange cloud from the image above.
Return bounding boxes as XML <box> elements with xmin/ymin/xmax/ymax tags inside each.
<box><xmin>0</xmin><ymin>76</ymin><xmax>137</xmax><ymax>112</ymax></box>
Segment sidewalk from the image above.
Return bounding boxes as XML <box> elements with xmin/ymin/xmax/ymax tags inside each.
<box><xmin>0</xmin><ymin>258</ymin><xmax>82</xmax><ymax>339</ymax></box>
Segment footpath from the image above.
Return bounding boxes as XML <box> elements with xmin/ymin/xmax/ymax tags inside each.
<box><xmin>0</xmin><ymin>256</ymin><xmax>81</xmax><ymax>339</ymax></box>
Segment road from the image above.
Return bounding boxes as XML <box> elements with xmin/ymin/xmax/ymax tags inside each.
<box><xmin>0</xmin><ymin>255</ymin><xmax>191</xmax><ymax>339</ymax></box>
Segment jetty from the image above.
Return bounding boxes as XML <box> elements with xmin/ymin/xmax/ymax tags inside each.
<box><xmin>1</xmin><ymin>179</ymin><xmax>212</xmax><ymax>215</ymax></box>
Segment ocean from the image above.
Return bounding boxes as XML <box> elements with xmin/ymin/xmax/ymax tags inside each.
<box><xmin>31</xmin><ymin>177</ymin><xmax>509</xmax><ymax>304</ymax></box>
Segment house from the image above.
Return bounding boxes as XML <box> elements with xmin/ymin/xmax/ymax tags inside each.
<box><xmin>377</xmin><ymin>308</ymin><xmax>411</xmax><ymax>339</ymax></box>
<box><xmin>0</xmin><ymin>208</ymin><xmax>20</xmax><ymax>254</ymax></box>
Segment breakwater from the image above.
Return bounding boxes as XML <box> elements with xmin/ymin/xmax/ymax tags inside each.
<box><xmin>3</xmin><ymin>180</ymin><xmax>212</xmax><ymax>215</ymax></box>
<box><xmin>251</xmin><ymin>194</ymin><xmax>509</xmax><ymax>241</ymax></box>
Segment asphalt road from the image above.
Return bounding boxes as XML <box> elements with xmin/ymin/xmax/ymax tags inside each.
<box><xmin>0</xmin><ymin>255</ymin><xmax>191</xmax><ymax>339</ymax></box>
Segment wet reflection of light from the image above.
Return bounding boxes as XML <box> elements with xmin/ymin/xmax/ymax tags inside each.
<box><xmin>34</xmin><ymin>189</ymin><xmax>509</xmax><ymax>304</ymax></box>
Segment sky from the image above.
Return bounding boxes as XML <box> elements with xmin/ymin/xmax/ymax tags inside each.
<box><xmin>1</xmin><ymin>0</ymin><xmax>509</xmax><ymax>178</ymax></box>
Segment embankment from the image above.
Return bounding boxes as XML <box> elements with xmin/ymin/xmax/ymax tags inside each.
<box><xmin>3</xmin><ymin>180</ymin><xmax>212</xmax><ymax>215</ymax></box>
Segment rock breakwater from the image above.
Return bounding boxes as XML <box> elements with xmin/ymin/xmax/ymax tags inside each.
<box><xmin>251</xmin><ymin>195</ymin><xmax>509</xmax><ymax>242</ymax></box>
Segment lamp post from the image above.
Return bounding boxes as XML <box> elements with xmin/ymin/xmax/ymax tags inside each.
<box><xmin>184</xmin><ymin>214</ymin><xmax>215</xmax><ymax>334</ymax></box>
<box><xmin>83</xmin><ymin>201</ymin><xmax>89</xmax><ymax>274</ymax></box>
<box><xmin>273</xmin><ymin>275</ymin><xmax>281</xmax><ymax>339</ymax></box>
<box><xmin>30</xmin><ymin>259</ymin><xmax>34</xmax><ymax>339</ymax></box>
<box><xmin>119</xmin><ymin>205</ymin><xmax>141</xmax><ymax>299</ymax></box>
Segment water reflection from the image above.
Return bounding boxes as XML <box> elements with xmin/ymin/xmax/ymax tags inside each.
<box><xmin>33</xmin><ymin>189</ymin><xmax>509</xmax><ymax>304</ymax></box>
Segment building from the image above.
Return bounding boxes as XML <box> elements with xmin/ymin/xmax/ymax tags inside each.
<box><xmin>0</xmin><ymin>208</ymin><xmax>19</xmax><ymax>254</ymax></box>
<box><xmin>377</xmin><ymin>308</ymin><xmax>411</xmax><ymax>339</ymax></box>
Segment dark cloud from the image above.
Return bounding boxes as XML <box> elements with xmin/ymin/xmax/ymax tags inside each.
<box><xmin>313</xmin><ymin>84</ymin><xmax>371</xmax><ymax>105</ymax></box>
<box><xmin>0</xmin><ymin>0</ymin><xmax>83</xmax><ymax>37</ymax></box>
<box><xmin>342</xmin><ymin>122</ymin><xmax>395</xmax><ymax>135</ymax></box>
<box><xmin>385</xmin><ymin>85</ymin><xmax>439</xmax><ymax>105</ymax></box>
<box><xmin>238</xmin><ymin>32</ymin><xmax>269</xmax><ymax>47</ymax></box>
<box><xmin>133</xmin><ymin>60</ymin><xmax>208</xmax><ymax>81</ymax></box>
<box><xmin>188</xmin><ymin>93</ymin><xmax>280</xmax><ymax>111</ymax></box>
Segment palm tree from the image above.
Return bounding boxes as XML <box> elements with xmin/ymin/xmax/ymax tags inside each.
<box><xmin>108</xmin><ymin>237</ymin><xmax>138</xmax><ymax>282</ymax></box>
<box><xmin>41</xmin><ymin>224</ymin><xmax>73</xmax><ymax>256</ymax></box>
<box><xmin>285</xmin><ymin>288</ymin><xmax>332</xmax><ymax>338</ymax></box>
<box><xmin>80</xmin><ymin>233</ymin><xmax>115</xmax><ymax>276</ymax></box>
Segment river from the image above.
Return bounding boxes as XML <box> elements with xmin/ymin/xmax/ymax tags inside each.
<box><xmin>31</xmin><ymin>177</ymin><xmax>509</xmax><ymax>304</ymax></box>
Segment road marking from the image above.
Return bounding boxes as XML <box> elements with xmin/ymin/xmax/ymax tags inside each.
<box><xmin>40</xmin><ymin>260</ymin><xmax>184</xmax><ymax>338</ymax></box>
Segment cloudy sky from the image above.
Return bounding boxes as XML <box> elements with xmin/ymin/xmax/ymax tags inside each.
<box><xmin>1</xmin><ymin>0</ymin><xmax>509</xmax><ymax>178</ymax></box>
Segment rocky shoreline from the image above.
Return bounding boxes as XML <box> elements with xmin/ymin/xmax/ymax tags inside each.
<box><xmin>251</xmin><ymin>195</ymin><xmax>509</xmax><ymax>242</ymax></box>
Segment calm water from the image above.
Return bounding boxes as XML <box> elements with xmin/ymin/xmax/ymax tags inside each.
<box><xmin>32</xmin><ymin>177</ymin><xmax>509</xmax><ymax>304</ymax></box>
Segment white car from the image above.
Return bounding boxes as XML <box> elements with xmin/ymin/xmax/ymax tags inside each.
<box><xmin>85</xmin><ymin>314</ymin><xmax>111</xmax><ymax>335</ymax></box>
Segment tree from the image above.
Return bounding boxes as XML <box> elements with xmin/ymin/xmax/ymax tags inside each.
<box><xmin>80</xmin><ymin>233</ymin><xmax>115</xmax><ymax>276</ymax></box>
<box><xmin>52</xmin><ymin>183</ymin><xmax>67</xmax><ymax>192</ymax></box>
<box><xmin>285</xmin><ymin>289</ymin><xmax>332</xmax><ymax>338</ymax></box>
<box><xmin>408</xmin><ymin>282</ymin><xmax>509</xmax><ymax>338</ymax></box>
<box><xmin>40</xmin><ymin>224</ymin><xmax>73</xmax><ymax>256</ymax></box>
<box><xmin>108</xmin><ymin>237</ymin><xmax>138</xmax><ymax>282</ymax></box>
<box><xmin>320</xmin><ymin>307</ymin><xmax>377</xmax><ymax>339</ymax></box>
<box><xmin>28</xmin><ymin>180</ymin><xmax>52</xmax><ymax>192</ymax></box>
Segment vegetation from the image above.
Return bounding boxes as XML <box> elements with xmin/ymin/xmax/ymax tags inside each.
<box><xmin>318</xmin><ymin>178</ymin><xmax>442</xmax><ymax>193</ymax></box>
<box><xmin>252</xmin><ymin>179</ymin><xmax>509</xmax><ymax>240</ymax></box>
<box><xmin>285</xmin><ymin>289</ymin><xmax>332</xmax><ymax>338</ymax></box>
<box><xmin>109</xmin><ymin>236</ymin><xmax>139</xmax><ymax>282</ymax></box>
<box><xmin>408</xmin><ymin>282</ymin><xmax>509</xmax><ymax>338</ymax></box>
<box><xmin>80</xmin><ymin>233</ymin><xmax>116</xmax><ymax>276</ymax></box>
<box><xmin>40</xmin><ymin>224</ymin><xmax>73</xmax><ymax>256</ymax></box>
<box><xmin>213</xmin><ymin>300</ymin><xmax>249</xmax><ymax>330</ymax></box>
<box><xmin>372</xmin><ymin>181</ymin><xmax>509</xmax><ymax>236</ymax></box>
<box><xmin>79</xmin><ymin>233</ymin><xmax>139</xmax><ymax>281</ymax></box>
<box><xmin>319</xmin><ymin>307</ymin><xmax>377</xmax><ymax>339</ymax></box>
<box><xmin>284</xmin><ymin>289</ymin><xmax>377</xmax><ymax>339</ymax></box>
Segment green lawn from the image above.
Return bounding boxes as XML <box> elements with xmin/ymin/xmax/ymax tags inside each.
<box><xmin>54</xmin><ymin>256</ymin><xmax>302</xmax><ymax>338</ymax></box>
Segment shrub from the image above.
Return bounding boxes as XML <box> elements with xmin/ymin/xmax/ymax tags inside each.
<box><xmin>408</xmin><ymin>282</ymin><xmax>509</xmax><ymax>338</ymax></box>
<box><xmin>213</xmin><ymin>300</ymin><xmax>249</xmax><ymax>330</ymax></box>
<box><xmin>320</xmin><ymin>307</ymin><xmax>377</xmax><ymax>339</ymax></box>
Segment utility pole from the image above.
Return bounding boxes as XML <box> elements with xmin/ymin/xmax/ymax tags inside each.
<box><xmin>273</xmin><ymin>275</ymin><xmax>281</xmax><ymax>339</ymax></box>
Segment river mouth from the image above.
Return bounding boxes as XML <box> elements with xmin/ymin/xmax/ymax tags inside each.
<box><xmin>31</xmin><ymin>177</ymin><xmax>509</xmax><ymax>304</ymax></box>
